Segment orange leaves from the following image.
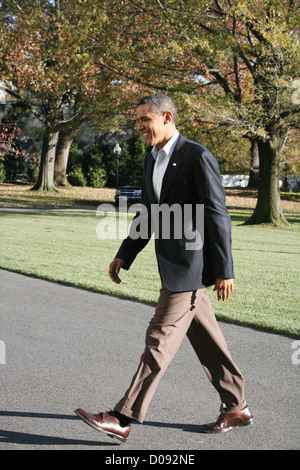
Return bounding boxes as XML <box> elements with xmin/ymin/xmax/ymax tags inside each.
<box><xmin>0</xmin><ymin>123</ymin><xmax>28</xmax><ymax>161</ymax></box>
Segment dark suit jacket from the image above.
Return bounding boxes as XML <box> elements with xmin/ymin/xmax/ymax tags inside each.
<box><xmin>116</xmin><ymin>134</ymin><xmax>234</xmax><ymax>292</ymax></box>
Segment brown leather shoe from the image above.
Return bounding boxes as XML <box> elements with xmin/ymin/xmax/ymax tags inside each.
<box><xmin>75</xmin><ymin>409</ymin><xmax>131</xmax><ymax>443</ymax></box>
<box><xmin>198</xmin><ymin>406</ymin><xmax>253</xmax><ymax>433</ymax></box>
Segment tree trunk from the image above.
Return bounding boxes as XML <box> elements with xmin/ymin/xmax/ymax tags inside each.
<box><xmin>32</xmin><ymin>129</ymin><xmax>59</xmax><ymax>191</ymax></box>
<box><xmin>247</xmin><ymin>138</ymin><xmax>259</xmax><ymax>188</ymax></box>
<box><xmin>54</xmin><ymin>127</ymin><xmax>79</xmax><ymax>187</ymax></box>
<box><xmin>245</xmin><ymin>131</ymin><xmax>289</xmax><ymax>226</ymax></box>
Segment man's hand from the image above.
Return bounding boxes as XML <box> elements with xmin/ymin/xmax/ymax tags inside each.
<box><xmin>109</xmin><ymin>258</ymin><xmax>125</xmax><ymax>284</ymax></box>
<box><xmin>214</xmin><ymin>278</ymin><xmax>234</xmax><ymax>302</ymax></box>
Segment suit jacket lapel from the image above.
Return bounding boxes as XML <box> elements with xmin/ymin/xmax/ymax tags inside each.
<box><xmin>159</xmin><ymin>134</ymin><xmax>185</xmax><ymax>204</ymax></box>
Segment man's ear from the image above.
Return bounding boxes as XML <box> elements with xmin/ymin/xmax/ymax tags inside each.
<box><xmin>164</xmin><ymin>111</ymin><xmax>173</xmax><ymax>124</ymax></box>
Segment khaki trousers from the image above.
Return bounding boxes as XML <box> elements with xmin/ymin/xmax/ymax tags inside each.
<box><xmin>114</xmin><ymin>285</ymin><xmax>246</xmax><ymax>423</ymax></box>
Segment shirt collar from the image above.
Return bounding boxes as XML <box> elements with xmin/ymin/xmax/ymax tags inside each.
<box><xmin>151</xmin><ymin>130</ymin><xmax>179</xmax><ymax>160</ymax></box>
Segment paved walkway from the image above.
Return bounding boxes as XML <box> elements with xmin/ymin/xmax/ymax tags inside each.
<box><xmin>0</xmin><ymin>269</ymin><xmax>299</xmax><ymax>450</ymax></box>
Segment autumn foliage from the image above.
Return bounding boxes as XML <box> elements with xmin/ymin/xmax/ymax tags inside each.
<box><xmin>0</xmin><ymin>0</ymin><xmax>299</xmax><ymax>225</ymax></box>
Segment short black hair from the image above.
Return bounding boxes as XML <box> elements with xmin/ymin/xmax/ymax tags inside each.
<box><xmin>137</xmin><ymin>93</ymin><xmax>177</xmax><ymax>123</ymax></box>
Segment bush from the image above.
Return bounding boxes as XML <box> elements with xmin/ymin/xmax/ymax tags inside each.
<box><xmin>85</xmin><ymin>145</ymin><xmax>107</xmax><ymax>187</ymax></box>
<box><xmin>0</xmin><ymin>162</ymin><xmax>5</xmax><ymax>182</ymax></box>
<box><xmin>67</xmin><ymin>165</ymin><xmax>87</xmax><ymax>186</ymax></box>
<box><xmin>87</xmin><ymin>166</ymin><xmax>107</xmax><ymax>187</ymax></box>
<box><xmin>27</xmin><ymin>153</ymin><xmax>39</xmax><ymax>182</ymax></box>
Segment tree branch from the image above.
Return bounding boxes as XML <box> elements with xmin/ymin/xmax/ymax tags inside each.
<box><xmin>0</xmin><ymin>84</ymin><xmax>46</xmax><ymax>122</ymax></box>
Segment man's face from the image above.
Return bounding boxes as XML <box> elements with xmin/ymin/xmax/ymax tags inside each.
<box><xmin>137</xmin><ymin>104</ymin><xmax>170</xmax><ymax>150</ymax></box>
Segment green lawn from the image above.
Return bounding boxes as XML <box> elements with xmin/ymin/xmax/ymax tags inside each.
<box><xmin>0</xmin><ymin>206</ymin><xmax>299</xmax><ymax>337</ymax></box>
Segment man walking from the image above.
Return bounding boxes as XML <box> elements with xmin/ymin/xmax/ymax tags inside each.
<box><xmin>75</xmin><ymin>93</ymin><xmax>253</xmax><ymax>442</ymax></box>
